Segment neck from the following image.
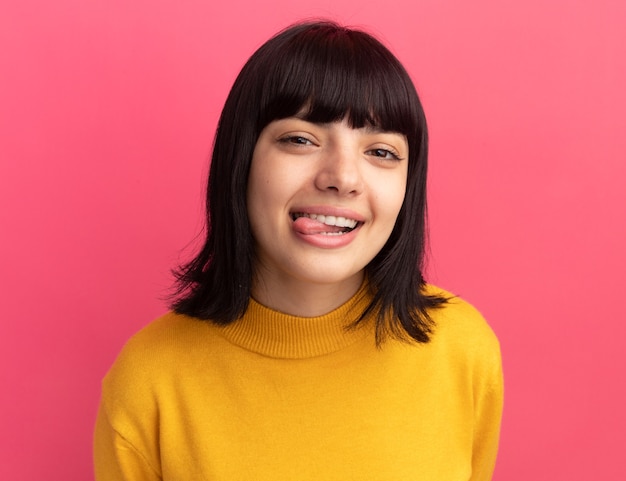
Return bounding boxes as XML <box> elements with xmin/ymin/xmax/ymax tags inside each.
<box><xmin>251</xmin><ymin>271</ymin><xmax>364</xmax><ymax>317</ymax></box>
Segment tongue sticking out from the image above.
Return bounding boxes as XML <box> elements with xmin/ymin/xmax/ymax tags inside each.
<box><xmin>293</xmin><ymin>216</ymin><xmax>347</xmax><ymax>235</ymax></box>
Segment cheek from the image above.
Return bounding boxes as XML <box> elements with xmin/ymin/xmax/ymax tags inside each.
<box><xmin>246</xmin><ymin>170</ymin><xmax>271</xmax><ymax>240</ymax></box>
<box><xmin>249</xmin><ymin>161</ymin><xmax>310</xmax><ymax>216</ymax></box>
<box><xmin>248</xmin><ymin>176</ymin><xmax>285</xmax><ymax>215</ymax></box>
<box><xmin>247</xmin><ymin>168</ymin><xmax>294</xmax><ymax>240</ymax></box>
<box><xmin>373</xmin><ymin>174</ymin><xmax>408</xmax><ymax>221</ymax></box>
<box><xmin>387</xmin><ymin>192</ymin><xmax>407</xmax><ymax>226</ymax></box>
<box><xmin>247</xmin><ymin>158</ymin><xmax>277</xmax><ymax>210</ymax></box>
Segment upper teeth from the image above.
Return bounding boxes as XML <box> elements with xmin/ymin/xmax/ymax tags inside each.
<box><xmin>293</xmin><ymin>213</ymin><xmax>358</xmax><ymax>229</ymax></box>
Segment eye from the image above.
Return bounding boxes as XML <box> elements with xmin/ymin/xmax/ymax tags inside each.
<box><xmin>366</xmin><ymin>148</ymin><xmax>402</xmax><ymax>161</ymax></box>
<box><xmin>278</xmin><ymin>135</ymin><xmax>315</xmax><ymax>146</ymax></box>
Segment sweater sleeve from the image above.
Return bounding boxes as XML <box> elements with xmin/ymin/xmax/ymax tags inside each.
<box><xmin>94</xmin><ymin>402</ymin><xmax>162</xmax><ymax>481</ymax></box>
<box><xmin>470</xmin><ymin>341</ymin><xmax>504</xmax><ymax>481</ymax></box>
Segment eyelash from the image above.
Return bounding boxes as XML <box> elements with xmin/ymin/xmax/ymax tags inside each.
<box><xmin>278</xmin><ymin>136</ymin><xmax>315</xmax><ymax>146</ymax></box>
<box><xmin>277</xmin><ymin>136</ymin><xmax>403</xmax><ymax>161</ymax></box>
<box><xmin>366</xmin><ymin>148</ymin><xmax>402</xmax><ymax>161</ymax></box>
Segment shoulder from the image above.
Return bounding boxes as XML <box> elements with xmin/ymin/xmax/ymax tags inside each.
<box><xmin>100</xmin><ymin>312</ymin><xmax>222</xmax><ymax>409</ymax></box>
<box><xmin>425</xmin><ymin>285</ymin><xmax>498</xmax><ymax>340</ymax></box>
<box><xmin>423</xmin><ymin>285</ymin><xmax>501</xmax><ymax>369</ymax></box>
<box><xmin>108</xmin><ymin>312</ymin><xmax>210</xmax><ymax>371</ymax></box>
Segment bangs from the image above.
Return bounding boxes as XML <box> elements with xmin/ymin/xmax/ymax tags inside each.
<box><xmin>256</xmin><ymin>25</ymin><xmax>419</xmax><ymax>137</ymax></box>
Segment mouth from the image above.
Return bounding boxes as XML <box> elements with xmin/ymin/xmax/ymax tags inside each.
<box><xmin>290</xmin><ymin>212</ymin><xmax>362</xmax><ymax>235</ymax></box>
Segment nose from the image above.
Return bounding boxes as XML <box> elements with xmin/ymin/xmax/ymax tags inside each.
<box><xmin>314</xmin><ymin>145</ymin><xmax>363</xmax><ymax>196</ymax></box>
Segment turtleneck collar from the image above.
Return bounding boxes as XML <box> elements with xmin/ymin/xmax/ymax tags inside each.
<box><xmin>218</xmin><ymin>282</ymin><xmax>374</xmax><ymax>359</ymax></box>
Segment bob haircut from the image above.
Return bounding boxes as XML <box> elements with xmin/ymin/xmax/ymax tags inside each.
<box><xmin>172</xmin><ymin>21</ymin><xmax>447</xmax><ymax>343</ymax></box>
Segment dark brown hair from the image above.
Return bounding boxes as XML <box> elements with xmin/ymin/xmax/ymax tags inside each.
<box><xmin>171</xmin><ymin>21</ymin><xmax>446</xmax><ymax>343</ymax></box>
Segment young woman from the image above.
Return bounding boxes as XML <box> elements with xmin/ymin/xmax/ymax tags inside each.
<box><xmin>94</xmin><ymin>21</ymin><xmax>503</xmax><ymax>480</ymax></box>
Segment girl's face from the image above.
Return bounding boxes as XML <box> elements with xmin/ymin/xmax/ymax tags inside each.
<box><xmin>247</xmin><ymin>116</ymin><xmax>408</xmax><ymax>304</ymax></box>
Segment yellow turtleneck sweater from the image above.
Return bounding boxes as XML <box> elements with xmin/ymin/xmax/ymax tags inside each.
<box><xmin>94</xmin><ymin>287</ymin><xmax>503</xmax><ymax>480</ymax></box>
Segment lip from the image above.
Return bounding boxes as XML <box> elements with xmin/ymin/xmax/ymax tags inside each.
<box><xmin>290</xmin><ymin>205</ymin><xmax>364</xmax><ymax>249</ymax></box>
<box><xmin>292</xmin><ymin>224</ymin><xmax>361</xmax><ymax>249</ymax></box>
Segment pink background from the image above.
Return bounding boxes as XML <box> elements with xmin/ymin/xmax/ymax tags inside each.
<box><xmin>1</xmin><ymin>0</ymin><xmax>625</xmax><ymax>479</ymax></box>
